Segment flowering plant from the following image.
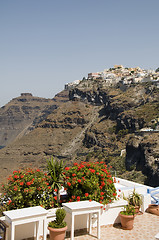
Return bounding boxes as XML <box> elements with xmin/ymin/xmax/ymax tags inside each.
<box><xmin>64</xmin><ymin>161</ymin><xmax>117</xmax><ymax>205</ymax></box>
<box><xmin>0</xmin><ymin>168</ymin><xmax>55</xmax><ymax>211</ymax></box>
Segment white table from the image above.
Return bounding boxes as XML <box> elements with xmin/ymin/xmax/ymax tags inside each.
<box><xmin>63</xmin><ymin>200</ymin><xmax>102</xmax><ymax>240</ymax></box>
<box><xmin>3</xmin><ymin>206</ymin><xmax>47</xmax><ymax>240</ymax></box>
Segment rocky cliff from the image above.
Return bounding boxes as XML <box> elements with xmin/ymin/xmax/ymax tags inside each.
<box><xmin>0</xmin><ymin>91</ymin><xmax>69</xmax><ymax>148</ymax></box>
<box><xmin>0</xmin><ymin>82</ymin><xmax>158</xmax><ymax>186</ymax></box>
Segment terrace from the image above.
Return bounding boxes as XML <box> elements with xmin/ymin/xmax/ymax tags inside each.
<box><xmin>0</xmin><ymin>177</ymin><xmax>158</xmax><ymax>240</ymax></box>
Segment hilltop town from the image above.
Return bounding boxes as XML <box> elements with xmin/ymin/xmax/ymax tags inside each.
<box><xmin>65</xmin><ymin>65</ymin><xmax>159</xmax><ymax>90</ymax></box>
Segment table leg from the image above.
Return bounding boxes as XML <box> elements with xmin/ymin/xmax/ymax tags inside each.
<box><xmin>36</xmin><ymin>221</ymin><xmax>39</xmax><ymax>240</ymax></box>
<box><xmin>71</xmin><ymin>213</ymin><xmax>74</xmax><ymax>240</ymax></box>
<box><xmin>11</xmin><ymin>222</ymin><xmax>15</xmax><ymax>240</ymax></box>
<box><xmin>89</xmin><ymin>213</ymin><xmax>92</xmax><ymax>235</ymax></box>
<box><xmin>43</xmin><ymin>216</ymin><xmax>47</xmax><ymax>240</ymax></box>
<box><xmin>97</xmin><ymin>211</ymin><xmax>100</xmax><ymax>239</ymax></box>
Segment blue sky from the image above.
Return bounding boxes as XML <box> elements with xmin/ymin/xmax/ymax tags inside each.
<box><xmin>0</xmin><ymin>0</ymin><xmax>159</xmax><ymax>107</ymax></box>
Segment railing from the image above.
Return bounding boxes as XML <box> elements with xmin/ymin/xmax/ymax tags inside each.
<box><xmin>147</xmin><ymin>187</ymin><xmax>159</xmax><ymax>204</ymax></box>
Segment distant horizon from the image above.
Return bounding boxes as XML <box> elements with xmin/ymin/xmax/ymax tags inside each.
<box><xmin>1</xmin><ymin>0</ymin><xmax>159</xmax><ymax>107</ymax></box>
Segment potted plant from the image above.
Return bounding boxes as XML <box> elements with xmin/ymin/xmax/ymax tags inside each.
<box><xmin>48</xmin><ymin>208</ymin><xmax>67</xmax><ymax>240</ymax></box>
<box><xmin>146</xmin><ymin>204</ymin><xmax>159</xmax><ymax>216</ymax></box>
<box><xmin>123</xmin><ymin>188</ymin><xmax>142</xmax><ymax>214</ymax></box>
<box><xmin>119</xmin><ymin>204</ymin><xmax>135</xmax><ymax>230</ymax></box>
<box><xmin>47</xmin><ymin>157</ymin><xmax>65</xmax><ymax>206</ymax></box>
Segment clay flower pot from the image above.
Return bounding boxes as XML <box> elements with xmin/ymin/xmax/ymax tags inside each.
<box><xmin>146</xmin><ymin>204</ymin><xmax>159</xmax><ymax>216</ymax></box>
<box><xmin>48</xmin><ymin>226</ymin><xmax>67</xmax><ymax>240</ymax></box>
<box><xmin>119</xmin><ymin>213</ymin><xmax>135</xmax><ymax>230</ymax></box>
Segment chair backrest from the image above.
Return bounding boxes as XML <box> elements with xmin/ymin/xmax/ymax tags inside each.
<box><xmin>0</xmin><ymin>220</ymin><xmax>8</xmax><ymax>240</ymax></box>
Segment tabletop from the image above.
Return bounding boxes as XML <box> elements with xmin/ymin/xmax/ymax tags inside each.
<box><xmin>3</xmin><ymin>206</ymin><xmax>47</xmax><ymax>220</ymax></box>
<box><xmin>63</xmin><ymin>200</ymin><xmax>102</xmax><ymax>211</ymax></box>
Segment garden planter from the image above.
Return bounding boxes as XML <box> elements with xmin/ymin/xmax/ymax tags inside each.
<box><xmin>48</xmin><ymin>226</ymin><xmax>67</xmax><ymax>240</ymax></box>
<box><xmin>119</xmin><ymin>213</ymin><xmax>135</xmax><ymax>230</ymax></box>
<box><xmin>146</xmin><ymin>204</ymin><xmax>159</xmax><ymax>216</ymax></box>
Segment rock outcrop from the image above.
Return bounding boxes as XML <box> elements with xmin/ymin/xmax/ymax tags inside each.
<box><xmin>0</xmin><ymin>91</ymin><xmax>69</xmax><ymax>148</ymax></box>
<box><xmin>126</xmin><ymin>133</ymin><xmax>159</xmax><ymax>186</ymax></box>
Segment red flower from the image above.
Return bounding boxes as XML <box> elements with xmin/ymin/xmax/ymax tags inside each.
<box><xmin>85</xmin><ymin>193</ymin><xmax>89</xmax><ymax>197</ymax></box>
<box><xmin>72</xmin><ymin>173</ymin><xmax>76</xmax><ymax>177</ymax></box>
<box><xmin>48</xmin><ymin>186</ymin><xmax>51</xmax><ymax>189</ymax></box>
<box><xmin>65</xmin><ymin>167</ymin><xmax>70</xmax><ymax>171</ymax></box>
<box><xmin>101</xmin><ymin>181</ymin><xmax>105</xmax><ymax>186</ymax></box>
<box><xmin>14</xmin><ymin>187</ymin><xmax>18</xmax><ymax>191</ymax></box>
<box><xmin>77</xmin><ymin>196</ymin><xmax>80</xmax><ymax>201</ymax></box>
<box><xmin>78</xmin><ymin>179</ymin><xmax>81</xmax><ymax>183</ymax></box>
<box><xmin>54</xmin><ymin>196</ymin><xmax>57</xmax><ymax>201</ymax></box>
<box><xmin>99</xmin><ymin>186</ymin><xmax>103</xmax><ymax>190</ymax></box>
<box><xmin>54</xmin><ymin>189</ymin><xmax>57</xmax><ymax>192</ymax></box>
<box><xmin>67</xmin><ymin>182</ymin><xmax>71</xmax><ymax>186</ymax></box>
<box><xmin>26</xmin><ymin>182</ymin><xmax>31</xmax><ymax>186</ymax></box>
<box><xmin>20</xmin><ymin>182</ymin><xmax>24</xmax><ymax>186</ymax></box>
<box><xmin>73</xmin><ymin>163</ymin><xmax>78</xmax><ymax>166</ymax></box>
<box><xmin>100</xmin><ymin>196</ymin><xmax>104</xmax><ymax>200</ymax></box>
<box><xmin>113</xmin><ymin>192</ymin><xmax>116</xmax><ymax>196</ymax></box>
<box><xmin>101</xmin><ymin>192</ymin><xmax>104</xmax><ymax>195</ymax></box>
<box><xmin>72</xmin><ymin>195</ymin><xmax>76</xmax><ymax>199</ymax></box>
<box><xmin>8</xmin><ymin>200</ymin><xmax>12</xmax><ymax>204</ymax></box>
<box><xmin>13</xmin><ymin>171</ymin><xmax>18</xmax><ymax>174</ymax></box>
<box><xmin>20</xmin><ymin>175</ymin><xmax>24</xmax><ymax>178</ymax></box>
<box><xmin>14</xmin><ymin>175</ymin><xmax>19</xmax><ymax>179</ymax></box>
<box><xmin>96</xmin><ymin>172</ymin><xmax>100</xmax><ymax>175</ymax></box>
<box><xmin>89</xmin><ymin>199</ymin><xmax>92</xmax><ymax>202</ymax></box>
<box><xmin>80</xmin><ymin>164</ymin><xmax>85</xmax><ymax>168</ymax></box>
<box><xmin>119</xmin><ymin>189</ymin><xmax>121</xmax><ymax>192</ymax></box>
<box><xmin>36</xmin><ymin>169</ymin><xmax>40</xmax><ymax>172</ymax></box>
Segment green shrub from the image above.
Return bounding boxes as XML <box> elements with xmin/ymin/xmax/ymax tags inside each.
<box><xmin>48</xmin><ymin>208</ymin><xmax>67</xmax><ymax>228</ymax></box>
<box><xmin>64</xmin><ymin>161</ymin><xmax>117</xmax><ymax>205</ymax></box>
<box><xmin>120</xmin><ymin>204</ymin><xmax>135</xmax><ymax>215</ymax></box>
<box><xmin>0</xmin><ymin>168</ymin><xmax>55</xmax><ymax>211</ymax></box>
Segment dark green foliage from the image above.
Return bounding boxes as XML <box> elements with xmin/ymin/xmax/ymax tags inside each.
<box><xmin>127</xmin><ymin>189</ymin><xmax>142</xmax><ymax>207</ymax></box>
<box><xmin>47</xmin><ymin>157</ymin><xmax>65</xmax><ymax>205</ymax></box>
<box><xmin>48</xmin><ymin>208</ymin><xmax>67</xmax><ymax>228</ymax></box>
<box><xmin>120</xmin><ymin>205</ymin><xmax>135</xmax><ymax>216</ymax></box>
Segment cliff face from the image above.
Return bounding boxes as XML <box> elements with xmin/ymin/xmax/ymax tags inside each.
<box><xmin>126</xmin><ymin>133</ymin><xmax>159</xmax><ymax>186</ymax></box>
<box><xmin>0</xmin><ymin>91</ymin><xmax>69</xmax><ymax>148</ymax></box>
<box><xmin>0</xmin><ymin>83</ymin><xmax>158</xmax><ymax>186</ymax></box>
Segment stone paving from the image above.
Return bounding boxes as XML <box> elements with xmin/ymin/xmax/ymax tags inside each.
<box><xmin>63</xmin><ymin>212</ymin><xmax>159</xmax><ymax>240</ymax></box>
<box><xmin>24</xmin><ymin>212</ymin><xmax>159</xmax><ymax>240</ymax></box>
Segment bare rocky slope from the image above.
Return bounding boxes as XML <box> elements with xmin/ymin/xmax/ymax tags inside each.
<box><xmin>0</xmin><ymin>91</ymin><xmax>69</xmax><ymax>148</ymax></box>
<box><xmin>0</xmin><ymin>83</ymin><xmax>158</xmax><ymax>186</ymax></box>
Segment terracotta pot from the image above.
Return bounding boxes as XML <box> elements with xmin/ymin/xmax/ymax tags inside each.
<box><xmin>146</xmin><ymin>204</ymin><xmax>159</xmax><ymax>216</ymax></box>
<box><xmin>119</xmin><ymin>213</ymin><xmax>135</xmax><ymax>230</ymax></box>
<box><xmin>48</xmin><ymin>226</ymin><xmax>67</xmax><ymax>240</ymax></box>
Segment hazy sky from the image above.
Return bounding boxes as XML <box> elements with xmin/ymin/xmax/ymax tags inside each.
<box><xmin>0</xmin><ymin>0</ymin><xmax>159</xmax><ymax>107</ymax></box>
